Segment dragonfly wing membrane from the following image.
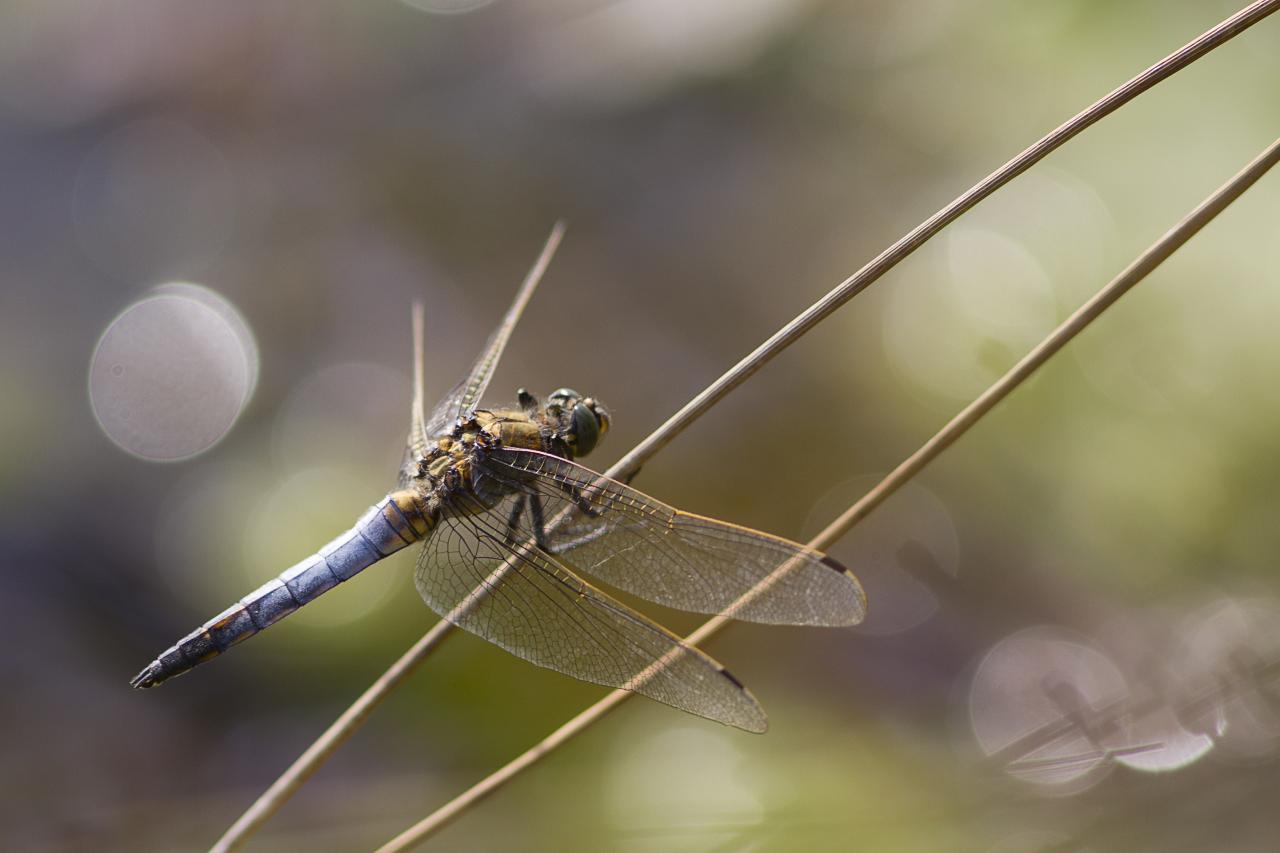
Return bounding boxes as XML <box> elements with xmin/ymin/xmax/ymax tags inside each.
<box><xmin>413</xmin><ymin>490</ymin><xmax>767</xmax><ymax>732</ymax></box>
<box><xmin>422</xmin><ymin>225</ymin><xmax>563</xmax><ymax>440</ymax></box>
<box><xmin>399</xmin><ymin>302</ymin><xmax>431</xmax><ymax>489</ymax></box>
<box><xmin>481</xmin><ymin>448</ymin><xmax>866</xmax><ymax>627</ymax></box>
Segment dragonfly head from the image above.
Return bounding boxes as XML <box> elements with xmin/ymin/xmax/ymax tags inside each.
<box><xmin>547</xmin><ymin>387</ymin><xmax>610</xmax><ymax>458</ymax></box>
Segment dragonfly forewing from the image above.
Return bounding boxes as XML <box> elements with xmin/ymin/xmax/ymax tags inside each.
<box><xmin>399</xmin><ymin>302</ymin><xmax>431</xmax><ymax>489</ymax></box>
<box><xmin>479</xmin><ymin>448</ymin><xmax>867</xmax><ymax>626</ymax></box>
<box><xmin>421</xmin><ymin>226</ymin><xmax>562</xmax><ymax>443</ymax></box>
<box><xmin>413</xmin><ymin>488</ymin><xmax>768</xmax><ymax>732</ymax></box>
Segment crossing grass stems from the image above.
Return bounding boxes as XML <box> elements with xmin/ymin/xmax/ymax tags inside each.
<box><xmin>210</xmin><ymin>2</ymin><xmax>1280</xmax><ymax>849</ymax></box>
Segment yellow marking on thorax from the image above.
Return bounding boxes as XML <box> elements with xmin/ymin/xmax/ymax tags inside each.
<box><xmin>412</xmin><ymin>411</ymin><xmax>546</xmax><ymax>505</ymax></box>
<box><xmin>474</xmin><ymin>409</ymin><xmax>544</xmax><ymax>451</ymax></box>
<box><xmin>426</xmin><ymin>453</ymin><xmax>454</xmax><ymax>480</ymax></box>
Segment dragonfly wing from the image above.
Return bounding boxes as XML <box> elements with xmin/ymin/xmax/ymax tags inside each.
<box><xmin>414</xmin><ymin>488</ymin><xmax>767</xmax><ymax>732</ymax></box>
<box><xmin>399</xmin><ymin>301</ymin><xmax>430</xmax><ymax>488</ymax></box>
<box><xmin>422</xmin><ymin>224</ymin><xmax>565</xmax><ymax>441</ymax></box>
<box><xmin>480</xmin><ymin>447</ymin><xmax>866</xmax><ymax>627</ymax></box>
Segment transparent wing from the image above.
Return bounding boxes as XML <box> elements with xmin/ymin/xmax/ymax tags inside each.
<box><xmin>414</xmin><ymin>488</ymin><xmax>767</xmax><ymax>732</ymax></box>
<box><xmin>421</xmin><ymin>224</ymin><xmax>565</xmax><ymax>442</ymax></box>
<box><xmin>399</xmin><ymin>302</ymin><xmax>430</xmax><ymax>488</ymax></box>
<box><xmin>479</xmin><ymin>447</ymin><xmax>867</xmax><ymax>626</ymax></box>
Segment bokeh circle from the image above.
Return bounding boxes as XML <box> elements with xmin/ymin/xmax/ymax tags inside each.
<box><xmin>89</xmin><ymin>286</ymin><xmax>257</xmax><ymax>461</ymax></box>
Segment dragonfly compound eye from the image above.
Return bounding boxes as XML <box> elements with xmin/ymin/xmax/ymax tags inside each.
<box><xmin>547</xmin><ymin>387</ymin><xmax>581</xmax><ymax>410</ymax></box>
<box><xmin>570</xmin><ymin>401</ymin><xmax>601</xmax><ymax>456</ymax></box>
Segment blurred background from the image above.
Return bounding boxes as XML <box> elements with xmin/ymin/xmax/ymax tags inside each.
<box><xmin>3</xmin><ymin>0</ymin><xmax>1280</xmax><ymax>850</ymax></box>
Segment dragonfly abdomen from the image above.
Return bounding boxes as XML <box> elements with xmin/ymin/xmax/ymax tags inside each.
<box><xmin>130</xmin><ymin>490</ymin><xmax>434</xmax><ymax>688</ymax></box>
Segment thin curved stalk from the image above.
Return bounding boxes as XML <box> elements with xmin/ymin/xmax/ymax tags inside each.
<box><xmin>213</xmin><ymin>2</ymin><xmax>1280</xmax><ymax>849</ymax></box>
<box><xmin>376</xmin><ymin>135</ymin><xmax>1280</xmax><ymax>853</ymax></box>
<box><xmin>209</xmin><ymin>619</ymin><xmax>454</xmax><ymax>853</ymax></box>
<box><xmin>605</xmin><ymin>0</ymin><xmax>1280</xmax><ymax>484</ymax></box>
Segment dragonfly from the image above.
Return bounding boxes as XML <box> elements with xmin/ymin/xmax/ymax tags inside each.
<box><xmin>131</xmin><ymin>231</ymin><xmax>866</xmax><ymax>732</ymax></box>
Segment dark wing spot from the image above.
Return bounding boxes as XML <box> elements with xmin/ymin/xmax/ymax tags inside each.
<box><xmin>820</xmin><ymin>554</ymin><xmax>854</xmax><ymax>576</ymax></box>
<box><xmin>718</xmin><ymin>665</ymin><xmax>747</xmax><ymax>691</ymax></box>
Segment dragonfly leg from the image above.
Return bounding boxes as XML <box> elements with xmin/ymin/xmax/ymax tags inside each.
<box><xmin>516</xmin><ymin>387</ymin><xmax>539</xmax><ymax>415</ymax></box>
<box><xmin>504</xmin><ymin>494</ymin><xmax>527</xmax><ymax>546</ymax></box>
<box><xmin>512</xmin><ymin>490</ymin><xmax>603</xmax><ymax>556</ymax></box>
<box><xmin>529</xmin><ymin>489</ymin><xmax>611</xmax><ymax>555</ymax></box>
<box><xmin>552</xmin><ymin>479</ymin><xmax>604</xmax><ymax>519</ymax></box>
<box><xmin>527</xmin><ymin>492</ymin><xmax>553</xmax><ymax>552</ymax></box>
<box><xmin>543</xmin><ymin>523</ymin><xmax>610</xmax><ymax>554</ymax></box>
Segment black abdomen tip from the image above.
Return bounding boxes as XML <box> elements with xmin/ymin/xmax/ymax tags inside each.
<box><xmin>130</xmin><ymin>662</ymin><xmax>162</xmax><ymax>689</ymax></box>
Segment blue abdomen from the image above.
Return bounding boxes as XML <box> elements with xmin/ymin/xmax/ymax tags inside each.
<box><xmin>131</xmin><ymin>490</ymin><xmax>434</xmax><ymax>688</ymax></box>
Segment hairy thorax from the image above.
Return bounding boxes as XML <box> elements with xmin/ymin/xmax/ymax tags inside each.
<box><xmin>414</xmin><ymin>408</ymin><xmax>548</xmax><ymax>510</ymax></box>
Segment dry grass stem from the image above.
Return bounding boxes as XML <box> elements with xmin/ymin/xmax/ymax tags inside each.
<box><xmin>216</xmin><ymin>2</ymin><xmax>1280</xmax><ymax>848</ymax></box>
<box><xmin>605</xmin><ymin>0</ymin><xmax>1280</xmax><ymax>484</ymax></box>
<box><xmin>209</xmin><ymin>619</ymin><xmax>454</xmax><ymax>853</ymax></box>
<box><xmin>375</xmin><ymin>137</ymin><xmax>1280</xmax><ymax>852</ymax></box>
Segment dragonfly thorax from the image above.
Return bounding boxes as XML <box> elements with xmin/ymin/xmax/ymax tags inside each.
<box><xmin>429</xmin><ymin>388</ymin><xmax>610</xmax><ymax>466</ymax></box>
<box><xmin>405</xmin><ymin>389</ymin><xmax>611</xmax><ymax>521</ymax></box>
